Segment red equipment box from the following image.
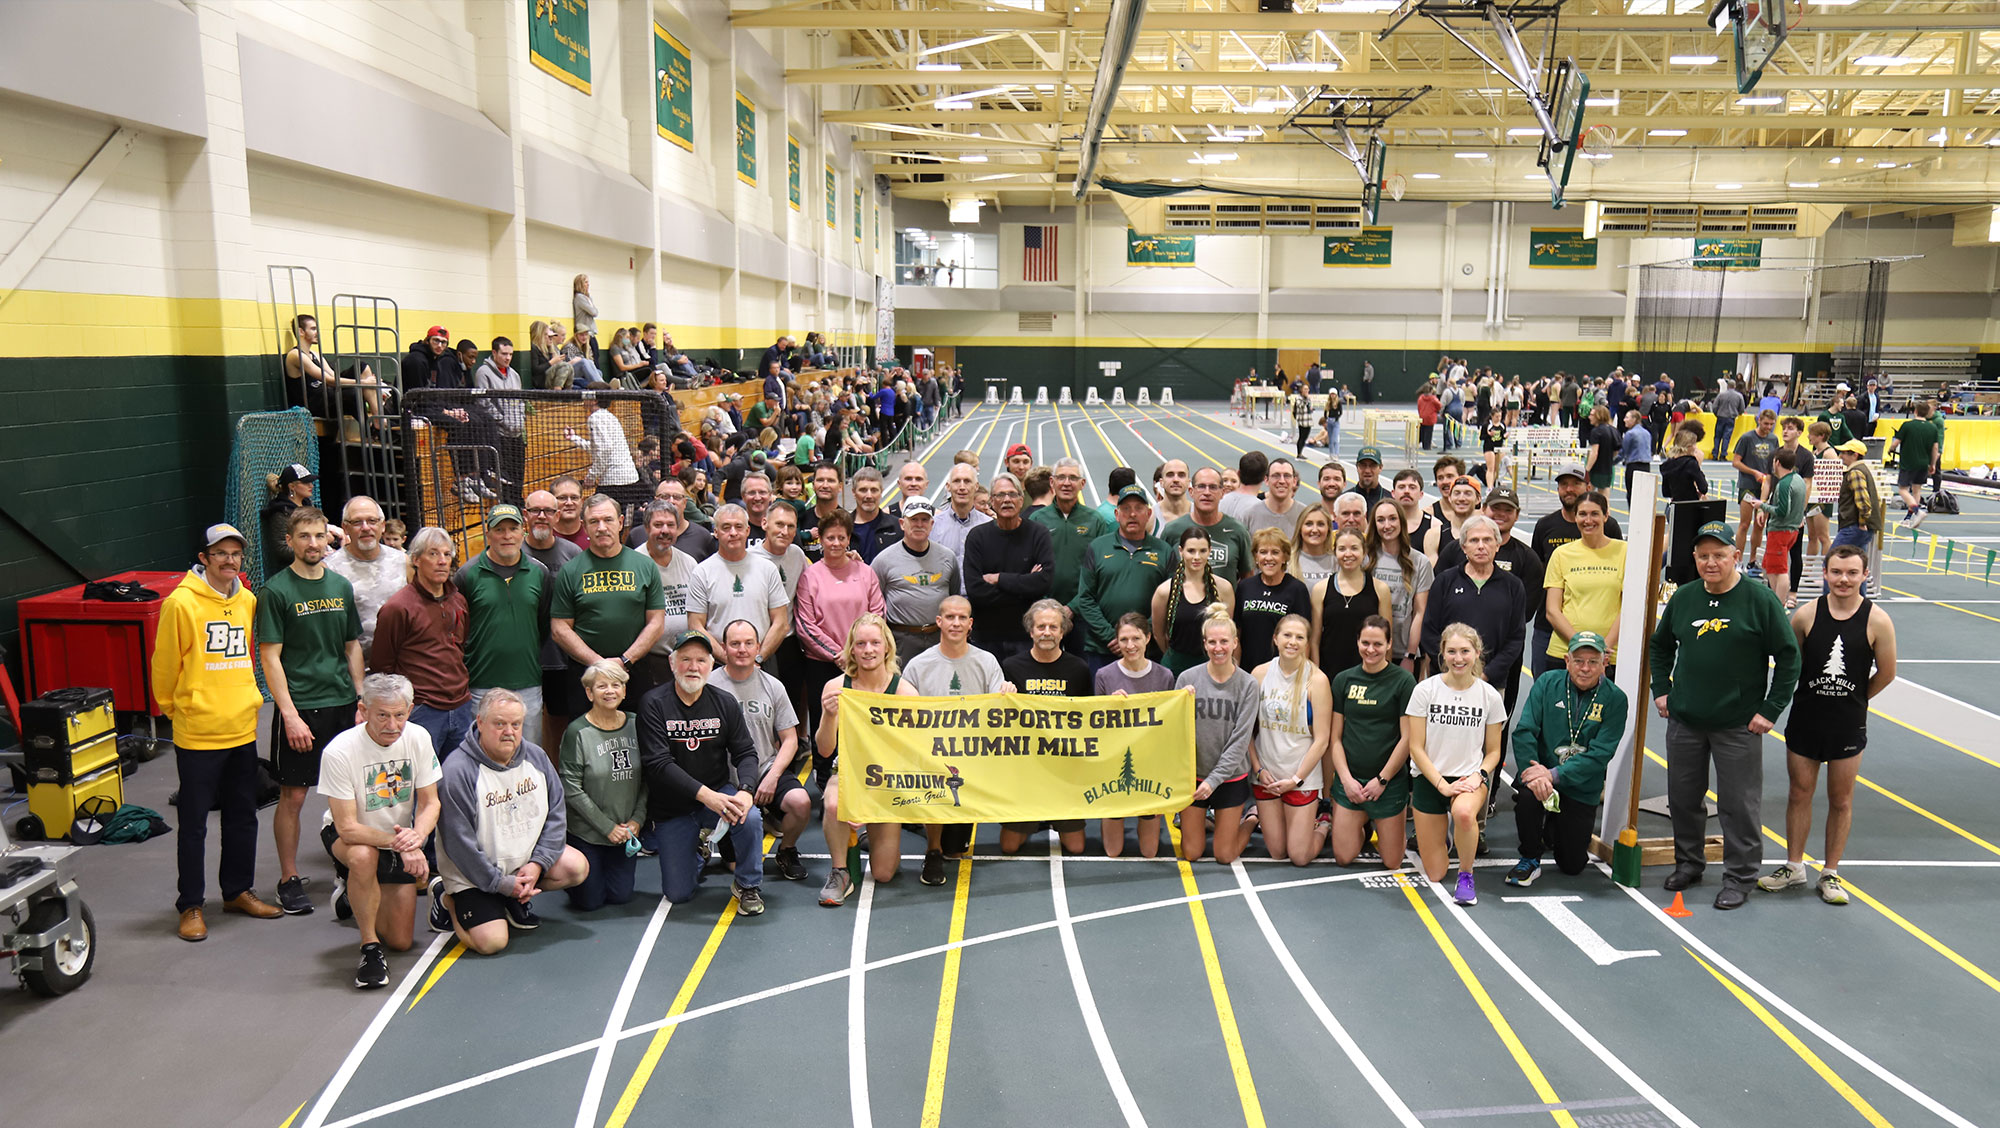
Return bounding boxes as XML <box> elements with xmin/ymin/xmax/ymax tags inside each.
<box><xmin>17</xmin><ymin>570</ymin><xmax>182</xmax><ymax>717</ymax></box>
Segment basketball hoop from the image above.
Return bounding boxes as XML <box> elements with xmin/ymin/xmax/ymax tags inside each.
<box><xmin>1579</xmin><ymin>124</ymin><xmax>1615</xmax><ymax>163</ymax></box>
<box><xmin>1386</xmin><ymin>173</ymin><xmax>1408</xmax><ymax>201</ymax></box>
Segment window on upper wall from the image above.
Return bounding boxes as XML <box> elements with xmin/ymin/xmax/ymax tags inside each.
<box><xmin>895</xmin><ymin>230</ymin><xmax>997</xmax><ymax>288</ymax></box>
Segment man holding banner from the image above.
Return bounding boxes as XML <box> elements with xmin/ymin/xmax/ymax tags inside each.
<box><xmin>999</xmin><ymin>600</ymin><xmax>1094</xmax><ymax>856</ymax></box>
<box><xmin>901</xmin><ymin>596</ymin><xmax>1011</xmax><ymax>883</ymax></box>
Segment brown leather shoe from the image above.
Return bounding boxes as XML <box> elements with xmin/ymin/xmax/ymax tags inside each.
<box><xmin>178</xmin><ymin>907</ymin><xmax>208</xmax><ymax>942</ymax></box>
<box><xmin>222</xmin><ymin>891</ymin><xmax>283</xmax><ymax>919</ymax></box>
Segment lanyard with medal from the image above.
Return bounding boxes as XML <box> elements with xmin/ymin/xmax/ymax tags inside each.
<box><xmin>1546</xmin><ymin>679</ymin><xmax>1598</xmax><ymax>813</ymax></box>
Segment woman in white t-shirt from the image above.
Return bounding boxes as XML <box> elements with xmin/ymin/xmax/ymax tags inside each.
<box><xmin>1246</xmin><ymin>614</ymin><xmax>1333</xmax><ymax>866</ymax></box>
<box><xmin>1405</xmin><ymin>623</ymin><xmax>1508</xmax><ymax>906</ymax></box>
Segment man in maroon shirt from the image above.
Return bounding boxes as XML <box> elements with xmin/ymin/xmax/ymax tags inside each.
<box><xmin>370</xmin><ymin>526</ymin><xmax>472</xmax><ymax>758</ymax></box>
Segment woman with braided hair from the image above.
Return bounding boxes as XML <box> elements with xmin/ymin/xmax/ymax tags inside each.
<box><xmin>1152</xmin><ymin>525</ymin><xmax>1235</xmax><ymax>675</ymax></box>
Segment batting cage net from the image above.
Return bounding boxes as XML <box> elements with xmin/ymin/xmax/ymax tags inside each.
<box><xmin>401</xmin><ymin>387</ymin><xmax>681</xmax><ymax>555</ymax></box>
<box><xmin>1634</xmin><ymin>262</ymin><xmax>1726</xmax><ymax>397</ymax></box>
<box><xmin>1816</xmin><ymin>259</ymin><xmax>1890</xmax><ymax>398</ymax></box>
<box><xmin>226</xmin><ymin>407</ymin><xmax>321</xmax><ymax>589</ymax></box>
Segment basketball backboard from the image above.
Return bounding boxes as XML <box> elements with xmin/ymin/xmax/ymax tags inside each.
<box><xmin>1538</xmin><ymin>59</ymin><xmax>1588</xmax><ymax>208</ymax></box>
<box><xmin>1362</xmin><ymin>133</ymin><xmax>1386</xmax><ymax>223</ymax></box>
<box><xmin>1732</xmin><ymin>0</ymin><xmax>1788</xmax><ymax>94</ymax></box>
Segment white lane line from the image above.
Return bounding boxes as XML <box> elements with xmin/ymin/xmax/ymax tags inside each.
<box><xmin>300</xmin><ymin>932</ymin><xmax>451</xmax><ymax>1128</ymax></box>
<box><xmin>324</xmin><ymin>1040</ymin><xmax>600</xmax><ymax>1128</ymax></box>
<box><xmin>1231</xmin><ymin>863</ymin><xmax>1422</xmax><ymax>1127</ymax></box>
<box><xmin>1068</xmin><ymin>420</ymin><xmax>1107</xmax><ymax>505</ymax></box>
<box><xmin>573</xmin><ymin>897</ymin><xmax>672</xmax><ymax>1128</ymax></box>
<box><xmin>849</xmin><ymin>873</ymin><xmax>877</xmax><ymax>1128</ymax></box>
<box><xmin>1419</xmin><ymin>878</ymin><xmax>1700</xmax><ymax>1128</ymax></box>
<box><xmin>1891</xmin><ymin>659</ymin><xmax>2000</xmax><ymax>663</ymax></box>
<box><xmin>1069</xmin><ymin>402</ymin><xmax>1128</xmax><ymax>467</ymax></box>
<box><xmin>1104</xmin><ymin>404</ymin><xmax>1166</xmax><ymax>463</ymax></box>
<box><xmin>1612</xmin><ymin>870</ymin><xmax>1979</xmax><ymax>1128</ymax></box>
<box><xmin>1051</xmin><ymin>841</ymin><xmax>1148</xmax><ymax>1126</ymax></box>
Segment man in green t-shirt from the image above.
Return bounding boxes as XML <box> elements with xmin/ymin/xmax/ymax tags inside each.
<box><xmin>1887</xmin><ymin>399</ymin><xmax>1942</xmax><ymax>525</ymax></box>
<box><xmin>1162</xmin><ymin>466</ymin><xmax>1252</xmax><ymax>580</ymax></box>
<box><xmin>456</xmin><ymin>505</ymin><xmax>551</xmax><ymax>740</ymax></box>
<box><xmin>551</xmin><ymin>495</ymin><xmax>667</xmax><ymax>723</ymax></box>
<box><xmin>255</xmin><ymin>505</ymin><xmax>364</xmax><ymax>915</ymax></box>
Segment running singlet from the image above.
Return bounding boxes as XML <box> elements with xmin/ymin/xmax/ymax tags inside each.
<box><xmin>1166</xmin><ymin>582</ymin><xmax>1214</xmax><ymax>665</ymax></box>
<box><xmin>831</xmin><ymin>673</ymin><xmax>901</xmax><ymax>770</ymax></box>
<box><xmin>1317</xmin><ymin>575</ymin><xmax>1377</xmax><ymax>680</ymax></box>
<box><xmin>1785</xmin><ymin>595</ymin><xmax>1873</xmax><ymax>755</ymax></box>
<box><xmin>1254</xmin><ymin>663</ymin><xmax>1321</xmax><ymax>791</ymax></box>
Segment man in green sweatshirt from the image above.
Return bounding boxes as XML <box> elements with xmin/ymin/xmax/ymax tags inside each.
<box><xmin>1757</xmin><ymin>447</ymin><xmax>1808</xmax><ymax>609</ymax></box>
<box><xmin>1648</xmin><ymin>521</ymin><xmax>1801</xmax><ymax>910</ymax></box>
<box><xmin>1028</xmin><ymin>456</ymin><xmax>1111</xmax><ymax>646</ymax></box>
<box><xmin>1506</xmin><ymin>632</ymin><xmax>1628</xmax><ymax>886</ymax></box>
<box><xmin>1074</xmin><ymin>486</ymin><xmax>1174</xmax><ymax>673</ymax></box>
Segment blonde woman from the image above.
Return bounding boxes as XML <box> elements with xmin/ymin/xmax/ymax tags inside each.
<box><xmin>1174</xmin><ymin>609</ymin><xmax>1260</xmax><ymax>865</ymax></box>
<box><xmin>1405</xmin><ymin>623</ymin><xmax>1508</xmax><ymax>904</ymax></box>
<box><xmin>572</xmin><ymin>273</ymin><xmax>597</xmax><ymax>349</ymax></box>
<box><xmin>1288</xmin><ymin>503</ymin><xmax>1337</xmax><ymax>589</ymax></box>
<box><xmin>815</xmin><ymin>614</ymin><xmax>918</xmax><ymax>906</ymax></box>
<box><xmin>1247</xmin><ymin>614</ymin><xmax>1334</xmax><ymax>865</ymax></box>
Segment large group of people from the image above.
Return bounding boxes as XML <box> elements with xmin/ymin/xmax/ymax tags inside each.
<box><xmin>160</xmin><ymin>382</ymin><xmax>1899</xmax><ymax>992</ymax></box>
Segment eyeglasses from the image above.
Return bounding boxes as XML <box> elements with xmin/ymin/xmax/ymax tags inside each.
<box><xmin>525</xmin><ymin>506</ymin><xmax>557</xmax><ymax>515</ymax></box>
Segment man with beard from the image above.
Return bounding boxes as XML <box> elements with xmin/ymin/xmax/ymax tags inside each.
<box><xmin>638</xmin><ymin>632</ymin><xmax>768</xmax><ymax>914</ymax></box>
<box><xmin>325</xmin><ymin>495</ymin><xmax>407</xmax><ymax>662</ymax></box>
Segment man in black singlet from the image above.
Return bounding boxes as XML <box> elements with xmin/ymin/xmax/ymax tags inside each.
<box><xmin>1757</xmin><ymin>545</ymin><xmax>1897</xmax><ymax>906</ymax></box>
<box><xmin>998</xmin><ymin>599</ymin><xmax>1092</xmax><ymax>857</ymax></box>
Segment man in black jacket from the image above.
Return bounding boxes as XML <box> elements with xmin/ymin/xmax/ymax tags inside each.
<box><xmin>400</xmin><ymin>327</ymin><xmax>447</xmax><ymax>389</ymax></box>
<box><xmin>963</xmin><ymin>472</ymin><xmax>1053</xmax><ymax>664</ymax></box>
<box><xmin>1421</xmin><ymin>515</ymin><xmax>1528</xmax><ymax>708</ymax></box>
<box><xmin>637</xmin><ymin>631</ymin><xmax>766</xmax><ymax>914</ymax></box>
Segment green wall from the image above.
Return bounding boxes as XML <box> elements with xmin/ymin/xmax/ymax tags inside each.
<box><xmin>0</xmin><ymin>354</ymin><xmax>272</xmax><ymax>690</ymax></box>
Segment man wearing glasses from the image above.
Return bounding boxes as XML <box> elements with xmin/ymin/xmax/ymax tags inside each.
<box><xmin>1162</xmin><ymin>466</ymin><xmax>1253</xmax><ymax>580</ymax></box>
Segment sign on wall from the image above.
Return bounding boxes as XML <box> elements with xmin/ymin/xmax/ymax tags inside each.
<box><xmin>529</xmin><ymin>0</ymin><xmax>591</xmax><ymax>95</ymax></box>
<box><xmin>1126</xmin><ymin>230</ymin><xmax>1195</xmax><ymax>266</ymax></box>
<box><xmin>653</xmin><ymin>24</ymin><xmax>693</xmax><ymax>151</ymax></box>
<box><xmin>1529</xmin><ymin>227</ymin><xmax>1597</xmax><ymax>268</ymax></box>
<box><xmin>1323</xmin><ymin>228</ymin><xmax>1393</xmax><ymax>266</ymax></box>
<box><xmin>1694</xmin><ymin>238</ymin><xmax>1762</xmax><ymax>270</ymax></box>
<box><xmin>826</xmin><ymin>164</ymin><xmax>837</xmax><ymax>230</ymax></box>
<box><xmin>734</xmin><ymin>94</ymin><xmax>757</xmax><ymax>185</ymax></box>
<box><xmin>787</xmin><ymin>136</ymin><xmax>802</xmax><ymax>210</ymax></box>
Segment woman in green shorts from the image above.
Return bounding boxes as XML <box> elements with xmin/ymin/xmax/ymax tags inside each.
<box><xmin>1153</xmin><ymin>526</ymin><xmax>1235</xmax><ymax>675</ymax></box>
<box><xmin>1327</xmin><ymin>616</ymin><xmax>1418</xmax><ymax>870</ymax></box>
<box><xmin>1406</xmin><ymin>622</ymin><xmax>1509</xmax><ymax>906</ymax></box>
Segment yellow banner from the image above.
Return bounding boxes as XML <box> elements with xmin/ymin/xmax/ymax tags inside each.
<box><xmin>835</xmin><ymin>690</ymin><xmax>1194</xmax><ymax>824</ymax></box>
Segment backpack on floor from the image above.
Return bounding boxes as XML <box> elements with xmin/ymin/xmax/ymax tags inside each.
<box><xmin>1925</xmin><ymin>488</ymin><xmax>1960</xmax><ymax>515</ymax></box>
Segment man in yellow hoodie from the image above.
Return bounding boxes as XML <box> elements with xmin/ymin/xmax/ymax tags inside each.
<box><xmin>152</xmin><ymin>523</ymin><xmax>284</xmax><ymax>941</ymax></box>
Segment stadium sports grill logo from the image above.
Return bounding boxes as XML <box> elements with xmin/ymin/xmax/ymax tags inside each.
<box><xmin>365</xmin><ymin>761</ymin><xmax>411</xmax><ymax>811</ymax></box>
<box><xmin>861</xmin><ymin>763</ymin><xmax>968</xmax><ymax>808</ymax></box>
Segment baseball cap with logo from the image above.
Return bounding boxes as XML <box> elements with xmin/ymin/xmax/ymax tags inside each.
<box><xmin>1484</xmin><ymin>487</ymin><xmax>1521</xmax><ymax>509</ymax></box>
<box><xmin>203</xmin><ymin>522</ymin><xmax>248</xmax><ymax>550</ymax></box>
<box><xmin>1567</xmin><ymin>631</ymin><xmax>1608</xmax><ymax>655</ymax></box>
<box><xmin>1836</xmin><ymin>438</ymin><xmax>1867</xmax><ymax>454</ymax></box>
<box><xmin>1116</xmin><ymin>484</ymin><xmax>1153</xmax><ymax>506</ymax></box>
<box><xmin>1006</xmin><ymin>443</ymin><xmax>1032</xmax><ymax>460</ymax></box>
<box><xmin>484</xmin><ymin>504</ymin><xmax>524</xmax><ymax>528</ymax></box>
<box><xmin>671</xmin><ymin>630</ymin><xmax>714</xmax><ymax>654</ymax></box>
<box><xmin>427</xmin><ymin>325</ymin><xmax>449</xmax><ymax>341</ymax></box>
<box><xmin>900</xmin><ymin>495</ymin><xmax>936</xmax><ymax>518</ymax></box>
<box><xmin>1694</xmin><ymin>520</ymin><xmax>1736</xmax><ymax>546</ymax></box>
<box><xmin>276</xmin><ymin>463</ymin><xmax>317</xmax><ymax>487</ymax></box>
<box><xmin>1555</xmin><ymin>462</ymin><xmax>1588</xmax><ymax>483</ymax></box>
<box><xmin>1356</xmin><ymin>446</ymin><xmax>1383</xmax><ymax>465</ymax></box>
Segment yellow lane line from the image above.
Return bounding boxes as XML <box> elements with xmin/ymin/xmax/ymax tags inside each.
<box><xmin>919</xmin><ymin>852</ymin><xmax>976</xmax><ymax>1128</ymax></box>
<box><xmin>1398</xmin><ymin>883</ymin><xmax>1578</xmax><ymax>1127</ymax></box>
<box><xmin>1050</xmin><ymin>399</ymin><xmax>1078</xmax><ymax>461</ymax></box>
<box><xmin>1641</xmin><ymin>746</ymin><xmax>2000</xmax><ymax>994</ymax></box>
<box><xmin>407</xmin><ymin>940</ymin><xmax>465</xmax><ymax>1011</ymax></box>
<box><xmin>605</xmin><ymin>900</ymin><xmax>743</xmax><ymax>1128</ymax></box>
<box><xmin>1862</xmin><ymin>706</ymin><xmax>2000</xmax><ymax>772</ymax></box>
<box><xmin>277</xmin><ymin>1100</ymin><xmax>307</xmax><ymax>1128</ymax></box>
<box><xmin>1685</xmin><ymin>949</ymin><xmax>1894</xmax><ymax>1128</ymax></box>
<box><xmin>882</xmin><ymin>402</ymin><xmax>989</xmax><ymax>507</ymax></box>
<box><xmin>1077</xmin><ymin>402</ymin><xmax>1131</xmax><ymax>467</ymax></box>
<box><xmin>1166</xmin><ymin>820</ymin><xmax>1267</xmax><ymax>1127</ymax></box>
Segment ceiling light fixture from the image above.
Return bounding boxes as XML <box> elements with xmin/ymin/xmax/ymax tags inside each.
<box><xmin>1716</xmin><ymin>183</ymin><xmax>1742</xmax><ymax>190</ymax></box>
<box><xmin>1649</xmin><ymin>129</ymin><xmax>1688</xmax><ymax>137</ymax></box>
<box><xmin>1507</xmin><ymin>127</ymin><xmax>1543</xmax><ymax>137</ymax></box>
<box><xmin>1267</xmin><ymin>62</ymin><xmax>1336</xmax><ymax>72</ymax></box>
<box><xmin>1585</xmin><ymin>97</ymin><xmax>1619</xmax><ymax>108</ymax></box>
<box><xmin>959</xmin><ymin>155</ymin><xmax>988</xmax><ymax>163</ymax></box>
<box><xmin>1413</xmin><ymin>173</ymin><xmax>1441</xmax><ymax>179</ymax></box>
<box><xmin>1454</xmin><ymin>151</ymin><xmax>1490</xmax><ymax>159</ymax></box>
<box><xmin>1877</xmin><ymin>160</ymin><xmax>1898</xmax><ymax>168</ymax></box>
<box><xmin>938</xmin><ymin>99</ymin><xmax>973</xmax><ymax>110</ymax></box>
<box><xmin>1788</xmin><ymin>182</ymin><xmax>1819</xmax><ymax>188</ymax></box>
<box><xmin>1827</xmin><ymin>156</ymin><xmax>1842</xmax><ymax>163</ymax></box>
<box><xmin>1737</xmin><ymin>96</ymin><xmax>1783</xmax><ymax>106</ymax></box>
<box><xmin>1669</xmin><ymin>55</ymin><xmax>1719</xmax><ymax>66</ymax></box>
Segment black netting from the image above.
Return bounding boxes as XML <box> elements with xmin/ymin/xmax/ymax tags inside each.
<box><xmin>1635</xmin><ymin>263</ymin><xmax>1726</xmax><ymax>397</ymax></box>
<box><xmin>1818</xmin><ymin>260</ymin><xmax>1889</xmax><ymax>395</ymax></box>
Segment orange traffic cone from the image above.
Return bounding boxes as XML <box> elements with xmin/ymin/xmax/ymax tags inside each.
<box><xmin>1665</xmin><ymin>891</ymin><xmax>1693</xmax><ymax>918</ymax></box>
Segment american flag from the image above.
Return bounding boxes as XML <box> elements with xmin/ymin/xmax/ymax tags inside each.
<box><xmin>1023</xmin><ymin>225</ymin><xmax>1057</xmax><ymax>281</ymax></box>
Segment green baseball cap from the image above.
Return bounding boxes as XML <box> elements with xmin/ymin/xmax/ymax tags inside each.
<box><xmin>1356</xmin><ymin>446</ymin><xmax>1383</xmax><ymax>464</ymax></box>
<box><xmin>1694</xmin><ymin>520</ymin><xmax>1735</xmax><ymax>546</ymax></box>
<box><xmin>484</xmin><ymin>504</ymin><xmax>523</xmax><ymax>528</ymax></box>
<box><xmin>1567</xmin><ymin>631</ymin><xmax>1608</xmax><ymax>655</ymax></box>
<box><xmin>1116</xmin><ymin>484</ymin><xmax>1153</xmax><ymax>506</ymax></box>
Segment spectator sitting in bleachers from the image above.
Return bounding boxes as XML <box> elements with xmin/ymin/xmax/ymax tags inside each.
<box><xmin>608</xmin><ymin>328</ymin><xmax>649</xmax><ymax>387</ymax></box>
<box><xmin>563</xmin><ymin>325</ymin><xmax>603</xmax><ymax>387</ymax></box>
<box><xmin>527</xmin><ymin>320</ymin><xmax>563</xmax><ymax>390</ymax></box>
<box><xmin>286</xmin><ymin>313</ymin><xmax>385</xmax><ymax>423</ymax></box>
<box><xmin>401</xmin><ymin>326</ymin><xmax>448</xmax><ymax>389</ymax></box>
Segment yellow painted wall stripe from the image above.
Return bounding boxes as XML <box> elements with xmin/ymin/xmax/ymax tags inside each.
<box><xmin>1166</xmin><ymin>821</ymin><xmax>1267</xmax><ymax>1128</ymax></box>
<box><xmin>1399</xmin><ymin>884</ymin><xmax>1579</xmax><ymax>1128</ymax></box>
<box><xmin>605</xmin><ymin>900</ymin><xmax>743</xmax><ymax>1128</ymax></box>
<box><xmin>1685</xmin><ymin>949</ymin><xmax>1894</xmax><ymax>1128</ymax></box>
<box><xmin>919</xmin><ymin>853</ymin><xmax>977</xmax><ymax>1128</ymax></box>
<box><xmin>407</xmin><ymin>940</ymin><xmax>465</xmax><ymax>1011</ymax></box>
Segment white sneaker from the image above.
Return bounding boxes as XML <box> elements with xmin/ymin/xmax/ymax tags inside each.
<box><xmin>1757</xmin><ymin>863</ymin><xmax>1809</xmax><ymax>892</ymax></box>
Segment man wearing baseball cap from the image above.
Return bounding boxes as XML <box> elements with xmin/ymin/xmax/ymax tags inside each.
<box><xmin>637</xmin><ymin>631</ymin><xmax>767</xmax><ymax>914</ymax></box>
<box><xmin>401</xmin><ymin>326</ymin><xmax>450</xmax><ymax>390</ymax></box>
<box><xmin>1345</xmin><ymin>447</ymin><xmax>1388</xmax><ymax>509</ymax></box>
<box><xmin>1506</xmin><ymin>631</ymin><xmax>1627</xmax><ymax>886</ymax></box>
<box><xmin>1648</xmin><ymin>521</ymin><xmax>1801</xmax><ymax>910</ymax></box>
<box><xmin>457</xmin><ymin>505</ymin><xmax>553</xmax><ymax>742</ymax></box>
<box><xmin>153</xmin><ymin>523</ymin><xmax>284</xmax><ymax>940</ymax></box>
<box><xmin>1005</xmin><ymin>443</ymin><xmax>1034</xmax><ymax>482</ymax></box>
<box><xmin>1074</xmin><ymin>485</ymin><xmax>1174</xmax><ymax>673</ymax></box>
<box><xmin>1831</xmin><ymin>438</ymin><xmax>1883</xmax><ymax>553</ymax></box>
<box><xmin>873</xmin><ymin>494</ymin><xmax>959</xmax><ymax>662</ymax></box>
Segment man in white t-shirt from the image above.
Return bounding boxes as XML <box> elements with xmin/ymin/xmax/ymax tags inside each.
<box><xmin>639</xmin><ymin>500</ymin><xmax>696</xmax><ymax>690</ymax></box>
<box><xmin>900</xmin><ymin>595</ymin><xmax>1013</xmax><ymax>882</ymax></box>
<box><xmin>708</xmin><ymin>619</ymin><xmax>809</xmax><ymax>882</ymax></box>
<box><xmin>687</xmin><ymin>505</ymin><xmax>791</xmax><ymax>665</ymax></box>
<box><xmin>324</xmin><ymin>495</ymin><xmax>407</xmax><ymax>662</ymax></box>
<box><xmin>318</xmin><ymin>673</ymin><xmax>441</xmax><ymax>990</ymax></box>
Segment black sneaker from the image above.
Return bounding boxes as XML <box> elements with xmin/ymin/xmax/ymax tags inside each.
<box><xmin>503</xmin><ymin>899</ymin><xmax>541</xmax><ymax>931</ymax></box>
<box><xmin>774</xmin><ymin>846</ymin><xmax>809</xmax><ymax>882</ymax></box>
<box><xmin>277</xmin><ymin>876</ymin><xmax>314</xmax><ymax>915</ymax></box>
<box><xmin>734</xmin><ymin>884</ymin><xmax>765</xmax><ymax>916</ymax></box>
<box><xmin>355</xmin><ymin>942</ymin><xmax>388</xmax><ymax>990</ymax></box>
<box><xmin>427</xmin><ymin>875</ymin><xmax>452</xmax><ymax>933</ymax></box>
<box><xmin>920</xmin><ymin>849</ymin><xmax>948</xmax><ymax>886</ymax></box>
<box><xmin>331</xmin><ymin>875</ymin><xmax>352</xmax><ymax>921</ymax></box>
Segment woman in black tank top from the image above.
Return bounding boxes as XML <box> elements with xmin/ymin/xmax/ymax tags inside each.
<box><xmin>1315</xmin><ymin>530</ymin><xmax>1390</xmax><ymax>679</ymax></box>
<box><xmin>1785</xmin><ymin>593</ymin><xmax>1874</xmax><ymax>753</ymax></box>
<box><xmin>1157</xmin><ymin>526</ymin><xmax>1234</xmax><ymax>675</ymax></box>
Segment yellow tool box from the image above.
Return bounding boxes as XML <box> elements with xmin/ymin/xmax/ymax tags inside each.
<box><xmin>19</xmin><ymin>688</ymin><xmax>124</xmax><ymax>841</ymax></box>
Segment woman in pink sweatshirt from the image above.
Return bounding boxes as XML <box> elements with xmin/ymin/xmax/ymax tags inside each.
<box><xmin>793</xmin><ymin>509</ymin><xmax>886</xmax><ymax>728</ymax></box>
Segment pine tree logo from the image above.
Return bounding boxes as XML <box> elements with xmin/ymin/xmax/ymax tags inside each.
<box><xmin>949</xmin><ymin>672</ymin><xmax>962</xmax><ymax>693</ymax></box>
<box><xmin>1116</xmin><ymin>748</ymin><xmax>1139</xmax><ymax>793</ymax></box>
<box><xmin>1823</xmin><ymin>634</ymin><xmax>1846</xmax><ymax>681</ymax></box>
<box><xmin>732</xmin><ymin>574</ymin><xmax>744</xmax><ymax>595</ymax></box>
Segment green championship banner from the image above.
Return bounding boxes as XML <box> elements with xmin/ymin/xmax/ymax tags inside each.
<box><xmin>734</xmin><ymin>94</ymin><xmax>757</xmax><ymax>186</ymax></box>
<box><xmin>1529</xmin><ymin>227</ymin><xmax>1597</xmax><ymax>268</ymax></box>
<box><xmin>653</xmin><ymin>24</ymin><xmax>692</xmax><ymax>151</ymax></box>
<box><xmin>1323</xmin><ymin>227</ymin><xmax>1393</xmax><ymax>267</ymax></box>
<box><xmin>787</xmin><ymin>135</ymin><xmax>802</xmax><ymax>210</ymax></box>
<box><xmin>854</xmin><ymin>184</ymin><xmax>863</xmax><ymax>243</ymax></box>
<box><xmin>825</xmin><ymin>164</ymin><xmax>837</xmax><ymax>229</ymax></box>
<box><xmin>1126</xmin><ymin>229</ymin><xmax>1196</xmax><ymax>266</ymax></box>
<box><xmin>835</xmin><ymin>690</ymin><xmax>1194</xmax><ymax>824</ymax></box>
<box><xmin>1694</xmin><ymin>238</ymin><xmax>1761</xmax><ymax>270</ymax></box>
<box><xmin>529</xmin><ymin>0</ymin><xmax>591</xmax><ymax>95</ymax></box>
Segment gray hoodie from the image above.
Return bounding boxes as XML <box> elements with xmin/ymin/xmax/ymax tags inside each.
<box><xmin>474</xmin><ymin>356</ymin><xmax>525</xmax><ymax>435</ymax></box>
<box><xmin>1176</xmin><ymin>664</ymin><xmax>1260</xmax><ymax>791</ymax></box>
<box><xmin>436</xmin><ymin>728</ymin><xmax>568</xmax><ymax>895</ymax></box>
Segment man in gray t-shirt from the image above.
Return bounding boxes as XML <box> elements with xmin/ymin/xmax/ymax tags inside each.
<box><xmin>896</xmin><ymin>595</ymin><xmax>1010</xmax><ymax>869</ymax></box>
<box><xmin>707</xmin><ymin>619</ymin><xmax>809</xmax><ymax>878</ymax></box>
<box><xmin>873</xmin><ymin>497</ymin><xmax>961</xmax><ymax>661</ymax></box>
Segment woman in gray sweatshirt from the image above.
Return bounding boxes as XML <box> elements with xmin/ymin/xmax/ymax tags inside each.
<box><xmin>1174</xmin><ymin>609</ymin><xmax>1261</xmax><ymax>865</ymax></box>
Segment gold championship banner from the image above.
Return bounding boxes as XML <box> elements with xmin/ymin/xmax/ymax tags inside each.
<box><xmin>835</xmin><ymin>690</ymin><xmax>1194</xmax><ymax>824</ymax></box>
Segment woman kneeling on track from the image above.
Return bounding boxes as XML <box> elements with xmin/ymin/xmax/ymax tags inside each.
<box><xmin>1327</xmin><ymin>616</ymin><xmax>1418</xmax><ymax>869</ymax></box>
<box><xmin>1406</xmin><ymin>623</ymin><xmax>1509</xmax><ymax>905</ymax></box>
<box><xmin>1174</xmin><ymin>609</ymin><xmax>1259</xmax><ymax>865</ymax></box>
<box><xmin>1096</xmin><ymin>613</ymin><xmax>1176</xmax><ymax>859</ymax></box>
<box><xmin>815</xmin><ymin>614</ymin><xmax>918</xmax><ymax>907</ymax></box>
<box><xmin>1246</xmin><ymin>614</ymin><xmax>1333</xmax><ymax>866</ymax></box>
